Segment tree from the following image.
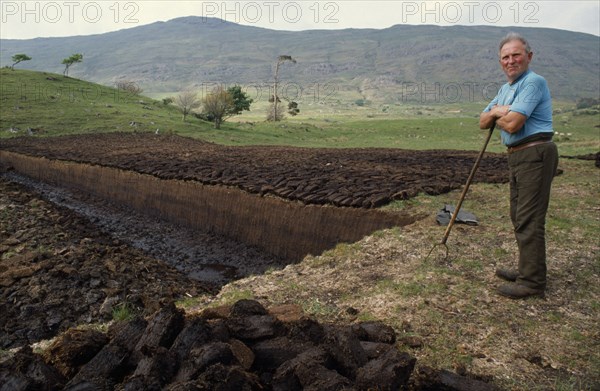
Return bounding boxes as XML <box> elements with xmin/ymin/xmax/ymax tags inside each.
<box><xmin>269</xmin><ymin>55</ymin><xmax>296</xmax><ymax>121</ymax></box>
<box><xmin>202</xmin><ymin>86</ymin><xmax>234</xmax><ymax>129</ymax></box>
<box><xmin>62</xmin><ymin>53</ymin><xmax>83</xmax><ymax>76</ymax></box>
<box><xmin>11</xmin><ymin>54</ymin><xmax>31</xmax><ymax>70</ymax></box>
<box><xmin>226</xmin><ymin>85</ymin><xmax>253</xmax><ymax>116</ymax></box>
<box><xmin>200</xmin><ymin>85</ymin><xmax>253</xmax><ymax>129</ymax></box>
<box><xmin>266</xmin><ymin>100</ymin><xmax>286</xmax><ymax>122</ymax></box>
<box><xmin>175</xmin><ymin>89</ymin><xmax>201</xmax><ymax>122</ymax></box>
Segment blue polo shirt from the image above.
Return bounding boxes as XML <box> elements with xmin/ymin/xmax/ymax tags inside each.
<box><xmin>483</xmin><ymin>69</ymin><xmax>553</xmax><ymax>146</ymax></box>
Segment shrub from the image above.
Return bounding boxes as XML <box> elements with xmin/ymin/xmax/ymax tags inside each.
<box><xmin>116</xmin><ymin>81</ymin><xmax>143</xmax><ymax>95</ymax></box>
<box><xmin>576</xmin><ymin>97</ymin><xmax>599</xmax><ymax>110</ymax></box>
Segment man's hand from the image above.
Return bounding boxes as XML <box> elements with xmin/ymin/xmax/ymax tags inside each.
<box><xmin>491</xmin><ymin>105</ymin><xmax>511</xmax><ymax>117</ymax></box>
<box><xmin>496</xmin><ymin>111</ymin><xmax>527</xmax><ymax>134</ymax></box>
<box><xmin>479</xmin><ymin>105</ymin><xmax>505</xmax><ymax>129</ymax></box>
<box><xmin>479</xmin><ymin>105</ymin><xmax>526</xmax><ymax>134</ymax></box>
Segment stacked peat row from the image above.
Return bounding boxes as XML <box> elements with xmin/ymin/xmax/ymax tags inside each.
<box><xmin>561</xmin><ymin>151</ymin><xmax>600</xmax><ymax>168</ymax></box>
<box><xmin>0</xmin><ymin>300</ymin><xmax>500</xmax><ymax>391</ymax></box>
<box><xmin>1</xmin><ymin>133</ymin><xmax>509</xmax><ymax>208</ymax></box>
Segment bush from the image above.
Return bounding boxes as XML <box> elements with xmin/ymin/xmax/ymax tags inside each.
<box><xmin>288</xmin><ymin>101</ymin><xmax>300</xmax><ymax>116</ymax></box>
<box><xmin>193</xmin><ymin>112</ymin><xmax>215</xmax><ymax>122</ymax></box>
<box><xmin>116</xmin><ymin>80</ymin><xmax>143</xmax><ymax>95</ymax></box>
<box><xmin>576</xmin><ymin>97</ymin><xmax>599</xmax><ymax>110</ymax></box>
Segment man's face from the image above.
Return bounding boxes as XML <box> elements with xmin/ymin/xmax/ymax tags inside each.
<box><xmin>499</xmin><ymin>40</ymin><xmax>533</xmax><ymax>83</ymax></box>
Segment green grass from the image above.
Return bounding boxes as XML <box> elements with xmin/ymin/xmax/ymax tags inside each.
<box><xmin>212</xmin><ymin>289</ymin><xmax>254</xmax><ymax>306</ymax></box>
<box><xmin>2</xmin><ymin>69</ymin><xmax>599</xmax><ymax>156</ymax></box>
<box><xmin>355</xmin><ymin>310</ymin><xmax>379</xmax><ymax>322</ymax></box>
<box><xmin>175</xmin><ymin>294</ymin><xmax>212</xmax><ymax>311</ymax></box>
<box><xmin>374</xmin><ymin>276</ymin><xmax>448</xmax><ymax>298</ymax></box>
<box><xmin>0</xmin><ymin>68</ymin><xmax>215</xmax><ymax>137</ymax></box>
<box><xmin>301</xmin><ymin>298</ymin><xmax>338</xmax><ymax>317</ymax></box>
<box><xmin>111</xmin><ymin>302</ymin><xmax>136</xmax><ymax>322</ymax></box>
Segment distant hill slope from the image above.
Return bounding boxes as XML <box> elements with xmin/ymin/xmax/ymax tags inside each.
<box><xmin>0</xmin><ymin>68</ymin><xmax>214</xmax><ymax>137</ymax></box>
<box><xmin>1</xmin><ymin>17</ymin><xmax>598</xmax><ymax>101</ymax></box>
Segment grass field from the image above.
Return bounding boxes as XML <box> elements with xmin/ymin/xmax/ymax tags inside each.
<box><xmin>0</xmin><ymin>69</ymin><xmax>214</xmax><ymax>137</ymax></box>
<box><xmin>2</xmin><ymin>68</ymin><xmax>599</xmax><ymax>389</ymax></box>
<box><xmin>2</xmin><ymin>69</ymin><xmax>599</xmax><ymax>156</ymax></box>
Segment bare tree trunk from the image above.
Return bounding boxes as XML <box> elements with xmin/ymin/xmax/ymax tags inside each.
<box><xmin>273</xmin><ymin>61</ymin><xmax>280</xmax><ymax>122</ymax></box>
<box><xmin>270</xmin><ymin>56</ymin><xmax>295</xmax><ymax>122</ymax></box>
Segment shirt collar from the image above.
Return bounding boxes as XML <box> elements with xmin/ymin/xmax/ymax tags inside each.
<box><xmin>509</xmin><ymin>69</ymin><xmax>531</xmax><ymax>85</ymax></box>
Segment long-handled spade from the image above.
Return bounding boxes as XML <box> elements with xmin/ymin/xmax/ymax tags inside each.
<box><xmin>426</xmin><ymin>124</ymin><xmax>496</xmax><ymax>261</ymax></box>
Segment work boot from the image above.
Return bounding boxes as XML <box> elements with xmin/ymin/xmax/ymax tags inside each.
<box><xmin>495</xmin><ymin>268</ymin><xmax>519</xmax><ymax>282</ymax></box>
<box><xmin>497</xmin><ymin>283</ymin><xmax>545</xmax><ymax>299</ymax></box>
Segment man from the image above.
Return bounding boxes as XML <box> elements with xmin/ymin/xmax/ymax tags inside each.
<box><xmin>480</xmin><ymin>32</ymin><xmax>558</xmax><ymax>299</ymax></box>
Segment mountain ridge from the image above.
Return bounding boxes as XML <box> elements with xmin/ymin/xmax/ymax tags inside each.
<box><xmin>1</xmin><ymin>17</ymin><xmax>598</xmax><ymax>101</ymax></box>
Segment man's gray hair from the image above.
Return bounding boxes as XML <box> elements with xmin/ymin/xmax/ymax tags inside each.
<box><xmin>499</xmin><ymin>32</ymin><xmax>532</xmax><ymax>54</ymax></box>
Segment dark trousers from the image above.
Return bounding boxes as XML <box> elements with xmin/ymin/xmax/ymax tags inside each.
<box><xmin>508</xmin><ymin>142</ymin><xmax>558</xmax><ymax>290</ymax></box>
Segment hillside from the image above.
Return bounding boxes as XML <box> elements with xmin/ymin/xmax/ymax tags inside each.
<box><xmin>1</xmin><ymin>17</ymin><xmax>598</xmax><ymax>102</ymax></box>
<box><xmin>0</xmin><ymin>68</ymin><xmax>214</xmax><ymax>137</ymax></box>
<box><xmin>3</xmin><ymin>69</ymin><xmax>599</xmax><ymax>156</ymax></box>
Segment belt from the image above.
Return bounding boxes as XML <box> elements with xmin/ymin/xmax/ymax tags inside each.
<box><xmin>507</xmin><ymin>140</ymin><xmax>552</xmax><ymax>154</ymax></box>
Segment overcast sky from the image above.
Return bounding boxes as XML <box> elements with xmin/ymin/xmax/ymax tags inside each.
<box><xmin>0</xmin><ymin>1</ymin><xmax>599</xmax><ymax>39</ymax></box>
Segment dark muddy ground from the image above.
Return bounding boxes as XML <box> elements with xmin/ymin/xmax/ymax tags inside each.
<box><xmin>1</xmin><ymin>132</ymin><xmax>510</xmax><ymax>208</ymax></box>
<box><xmin>4</xmin><ymin>171</ymin><xmax>282</xmax><ymax>288</ymax></box>
<box><xmin>0</xmin><ymin>176</ymin><xmax>283</xmax><ymax>350</ymax></box>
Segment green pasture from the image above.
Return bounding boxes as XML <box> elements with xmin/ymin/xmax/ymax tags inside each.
<box><xmin>1</xmin><ymin>69</ymin><xmax>598</xmax><ymax>156</ymax></box>
<box><xmin>0</xmin><ymin>69</ymin><xmax>214</xmax><ymax>137</ymax></box>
